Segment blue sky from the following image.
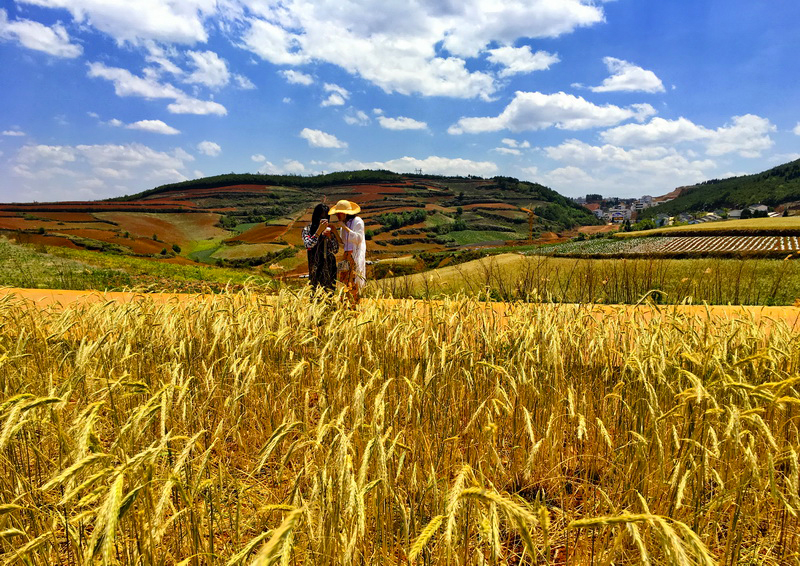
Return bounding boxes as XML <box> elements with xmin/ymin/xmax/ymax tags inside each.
<box><xmin>1</xmin><ymin>0</ymin><xmax>798</xmax><ymax>203</ymax></box>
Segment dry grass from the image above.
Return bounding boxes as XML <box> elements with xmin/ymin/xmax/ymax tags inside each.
<box><xmin>1</xmin><ymin>288</ymin><xmax>799</xmax><ymax>564</ymax></box>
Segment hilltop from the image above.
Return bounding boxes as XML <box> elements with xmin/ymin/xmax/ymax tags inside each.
<box><xmin>0</xmin><ymin>171</ymin><xmax>599</xmax><ymax>274</ymax></box>
<box><xmin>642</xmin><ymin>158</ymin><xmax>800</xmax><ymax>218</ymax></box>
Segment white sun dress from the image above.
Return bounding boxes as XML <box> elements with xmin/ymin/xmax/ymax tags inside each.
<box><xmin>342</xmin><ymin>216</ymin><xmax>366</xmax><ymax>290</ymax></box>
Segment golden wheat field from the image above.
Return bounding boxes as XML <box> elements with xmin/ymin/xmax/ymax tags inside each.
<box><xmin>1</xmin><ymin>288</ymin><xmax>799</xmax><ymax>565</ymax></box>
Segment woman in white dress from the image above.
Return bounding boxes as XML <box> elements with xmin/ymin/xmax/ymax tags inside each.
<box><xmin>328</xmin><ymin>199</ymin><xmax>366</xmax><ymax>304</ymax></box>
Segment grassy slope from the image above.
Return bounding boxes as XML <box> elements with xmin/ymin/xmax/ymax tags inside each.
<box><xmin>0</xmin><ymin>237</ymin><xmax>275</xmax><ymax>292</ymax></box>
<box><xmin>371</xmin><ymin>252</ymin><xmax>800</xmax><ymax>305</ymax></box>
<box><xmin>642</xmin><ymin>158</ymin><xmax>800</xmax><ymax>217</ymax></box>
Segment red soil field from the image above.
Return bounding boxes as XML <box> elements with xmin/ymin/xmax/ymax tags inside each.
<box><xmin>577</xmin><ymin>225</ymin><xmax>618</xmax><ymax>234</ymax></box>
<box><xmin>95</xmin><ymin>213</ymin><xmax>225</xmax><ymax>245</ymax></box>
<box><xmin>8</xmin><ymin>233</ymin><xmax>82</xmax><ymax>249</ymax></box>
<box><xmin>229</xmin><ymin>224</ymin><xmax>289</xmax><ymax>243</ymax></box>
<box><xmin>36</xmin><ymin>212</ymin><xmax>101</xmax><ymax>222</ymax></box>
<box><xmin>0</xmin><ymin>218</ymin><xmax>72</xmax><ymax>230</ymax></box>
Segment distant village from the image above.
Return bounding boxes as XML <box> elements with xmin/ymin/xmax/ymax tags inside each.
<box><xmin>572</xmin><ymin>193</ymin><xmax>782</xmax><ymax>226</ymax></box>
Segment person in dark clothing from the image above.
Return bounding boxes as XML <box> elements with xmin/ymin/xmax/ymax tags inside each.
<box><xmin>301</xmin><ymin>203</ymin><xmax>340</xmax><ymax>293</ymax></box>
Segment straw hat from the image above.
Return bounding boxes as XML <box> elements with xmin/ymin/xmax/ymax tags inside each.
<box><xmin>328</xmin><ymin>199</ymin><xmax>361</xmax><ymax>215</ymax></box>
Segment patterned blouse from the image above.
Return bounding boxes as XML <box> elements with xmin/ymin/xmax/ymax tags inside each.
<box><xmin>302</xmin><ymin>224</ymin><xmax>339</xmax><ymax>253</ymax></box>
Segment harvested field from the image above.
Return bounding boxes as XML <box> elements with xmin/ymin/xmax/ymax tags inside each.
<box><xmin>94</xmin><ymin>212</ymin><xmax>229</xmax><ymax>244</ymax></box>
<box><xmin>5</xmin><ymin>232</ymin><xmax>83</xmax><ymax>249</ymax></box>
<box><xmin>229</xmin><ymin>223</ymin><xmax>290</xmax><ymax>243</ymax></box>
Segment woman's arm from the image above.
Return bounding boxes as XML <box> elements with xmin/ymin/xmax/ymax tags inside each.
<box><xmin>301</xmin><ymin>225</ymin><xmax>318</xmax><ymax>249</ymax></box>
<box><xmin>340</xmin><ymin>217</ymin><xmax>364</xmax><ymax>245</ymax></box>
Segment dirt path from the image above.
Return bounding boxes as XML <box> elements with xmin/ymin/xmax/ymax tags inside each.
<box><xmin>2</xmin><ymin>287</ymin><xmax>799</xmax><ymax>329</ymax></box>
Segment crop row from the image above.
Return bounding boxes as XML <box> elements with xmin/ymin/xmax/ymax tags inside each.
<box><xmin>655</xmin><ymin>235</ymin><xmax>800</xmax><ymax>253</ymax></box>
<box><xmin>535</xmin><ymin>235</ymin><xmax>800</xmax><ymax>256</ymax></box>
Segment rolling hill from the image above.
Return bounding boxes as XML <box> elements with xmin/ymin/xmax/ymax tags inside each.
<box><xmin>643</xmin><ymin>158</ymin><xmax>800</xmax><ymax>218</ymax></box>
<box><xmin>0</xmin><ymin>171</ymin><xmax>600</xmax><ymax>274</ymax></box>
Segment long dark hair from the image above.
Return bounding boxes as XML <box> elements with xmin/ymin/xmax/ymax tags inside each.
<box><xmin>310</xmin><ymin>203</ymin><xmax>329</xmax><ymax>234</ymax></box>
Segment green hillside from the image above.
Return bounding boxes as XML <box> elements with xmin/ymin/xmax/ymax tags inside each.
<box><xmin>642</xmin><ymin>158</ymin><xmax>800</xmax><ymax>217</ymax></box>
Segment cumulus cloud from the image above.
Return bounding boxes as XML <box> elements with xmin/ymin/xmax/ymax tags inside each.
<box><xmin>0</xmin><ymin>8</ymin><xmax>82</xmax><ymax>58</ymax></box>
<box><xmin>9</xmin><ymin>142</ymin><xmax>193</xmax><ymax>200</ymax></box>
<box><xmin>487</xmin><ymin>45</ymin><xmax>559</xmax><ymax>77</ymax></box>
<box><xmin>321</xmin><ymin>83</ymin><xmax>349</xmax><ymax>107</ymax></box>
<box><xmin>377</xmin><ymin>115</ymin><xmax>428</xmax><ymax>131</ymax></box>
<box><xmin>281</xmin><ymin>70</ymin><xmax>314</xmax><ymax>85</ymax></box>
<box><xmin>236</xmin><ymin>0</ymin><xmax>605</xmax><ymax>99</ymax></box>
<box><xmin>257</xmin><ymin>159</ymin><xmax>307</xmax><ymax>175</ymax></box>
<box><xmin>589</xmin><ymin>57</ymin><xmax>665</xmax><ymax>93</ymax></box>
<box><xmin>449</xmin><ymin>91</ymin><xmax>656</xmax><ymax>134</ymax></box>
<box><xmin>321</xmin><ymin>155</ymin><xmax>498</xmax><ymax>177</ymax></box>
<box><xmin>344</xmin><ymin>109</ymin><xmax>370</xmax><ymax>126</ymax></box>
<box><xmin>120</xmin><ymin>119</ymin><xmax>180</xmax><ymax>135</ymax></box>
<box><xmin>494</xmin><ymin>147</ymin><xmax>521</xmax><ymax>156</ymax></box>
<box><xmin>251</xmin><ymin>154</ymin><xmax>267</xmax><ymax>163</ymax></box>
<box><xmin>541</xmin><ymin>138</ymin><xmax>715</xmax><ymax>196</ymax></box>
<box><xmin>197</xmin><ymin>141</ymin><xmax>221</xmax><ymax>156</ymax></box>
<box><xmin>502</xmin><ymin>138</ymin><xmax>530</xmax><ymax>148</ymax></box>
<box><xmin>17</xmin><ymin>0</ymin><xmax>214</xmax><ymax>45</ymax></box>
<box><xmin>794</xmin><ymin>123</ymin><xmax>800</xmax><ymax>136</ymax></box>
<box><xmin>87</xmin><ymin>62</ymin><xmax>227</xmax><ymax>115</ymax></box>
<box><xmin>184</xmin><ymin>50</ymin><xmax>230</xmax><ymax>88</ymax></box>
<box><xmin>300</xmin><ymin>128</ymin><xmax>347</xmax><ymax>148</ymax></box>
<box><xmin>602</xmin><ymin>114</ymin><xmax>776</xmax><ymax>158</ymax></box>
<box><xmin>2</xmin><ymin>129</ymin><xmax>25</xmax><ymax>137</ymax></box>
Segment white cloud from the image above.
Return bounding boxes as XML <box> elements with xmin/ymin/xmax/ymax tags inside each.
<box><xmin>487</xmin><ymin>45</ymin><xmax>559</xmax><ymax>77</ymax></box>
<box><xmin>542</xmin><ymin>138</ymin><xmax>716</xmax><ymax>196</ymax></box>
<box><xmin>377</xmin><ymin>116</ymin><xmax>428</xmax><ymax>131</ymax></box>
<box><xmin>0</xmin><ymin>8</ymin><xmax>82</xmax><ymax>58</ymax></box>
<box><xmin>233</xmin><ymin>74</ymin><xmax>256</xmax><ymax>89</ymax></box>
<box><xmin>321</xmin><ymin>93</ymin><xmax>346</xmax><ymax>107</ymax></box>
<box><xmin>602</xmin><ymin>114</ymin><xmax>776</xmax><ymax>158</ymax></box>
<box><xmin>123</xmin><ymin>119</ymin><xmax>180</xmax><ymax>135</ymax></box>
<box><xmin>706</xmin><ymin>115</ymin><xmax>775</xmax><ymax>158</ymax></box>
<box><xmin>281</xmin><ymin>70</ymin><xmax>314</xmax><ymax>85</ymax></box>
<box><xmin>502</xmin><ymin>138</ymin><xmax>530</xmax><ymax>148</ymax></box>
<box><xmin>493</xmin><ymin>147</ymin><xmax>521</xmax><ymax>156</ymax></box>
<box><xmin>601</xmin><ymin>117</ymin><xmax>709</xmax><ymax>146</ymax></box>
<box><xmin>300</xmin><ymin>128</ymin><xmax>348</xmax><ymax>148</ymax></box>
<box><xmin>2</xmin><ymin>130</ymin><xmax>25</xmax><ymax>137</ymax></box>
<box><xmin>18</xmin><ymin>0</ymin><xmax>214</xmax><ymax>45</ymax></box>
<box><xmin>10</xmin><ymin>142</ymin><xmax>193</xmax><ymax>200</ymax></box>
<box><xmin>184</xmin><ymin>50</ymin><xmax>230</xmax><ymax>88</ymax></box>
<box><xmin>237</xmin><ymin>0</ymin><xmax>606</xmax><ymax>99</ymax></box>
<box><xmin>257</xmin><ymin>159</ymin><xmax>307</xmax><ymax>175</ymax></box>
<box><xmin>589</xmin><ymin>57</ymin><xmax>665</xmax><ymax>93</ymax></box>
<box><xmin>240</xmin><ymin>18</ymin><xmax>308</xmax><ymax>65</ymax></box>
<box><xmin>322</xmin><ymin>155</ymin><xmax>498</xmax><ymax>177</ymax></box>
<box><xmin>197</xmin><ymin>141</ymin><xmax>221</xmax><ymax>156</ymax></box>
<box><xmin>794</xmin><ymin>123</ymin><xmax>800</xmax><ymax>136</ymax></box>
<box><xmin>251</xmin><ymin>154</ymin><xmax>267</xmax><ymax>163</ymax></box>
<box><xmin>449</xmin><ymin>91</ymin><xmax>656</xmax><ymax>134</ymax></box>
<box><xmin>87</xmin><ymin>62</ymin><xmax>227</xmax><ymax>115</ymax></box>
<box><xmin>18</xmin><ymin>1</ymin><xmax>610</xmax><ymax>100</ymax></box>
<box><xmin>321</xmin><ymin>83</ymin><xmax>349</xmax><ymax>107</ymax></box>
<box><xmin>167</xmin><ymin>96</ymin><xmax>227</xmax><ymax>116</ymax></box>
<box><xmin>344</xmin><ymin>109</ymin><xmax>370</xmax><ymax>126</ymax></box>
